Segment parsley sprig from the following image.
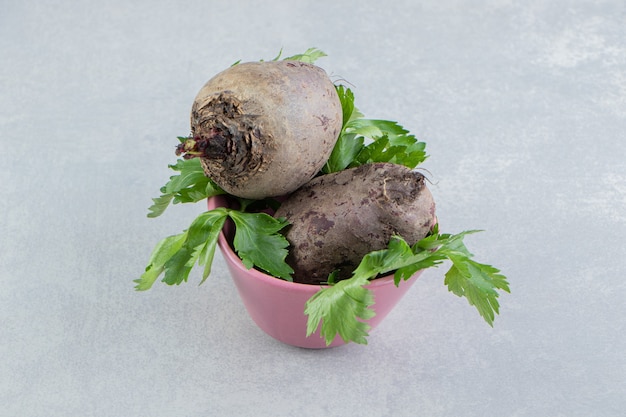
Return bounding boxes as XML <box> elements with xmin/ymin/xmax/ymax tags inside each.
<box><xmin>323</xmin><ymin>85</ymin><xmax>428</xmax><ymax>174</ymax></box>
<box><xmin>135</xmin><ymin>205</ymin><xmax>293</xmax><ymax>290</ymax></box>
<box><xmin>305</xmin><ymin>226</ymin><xmax>510</xmax><ymax>345</ymax></box>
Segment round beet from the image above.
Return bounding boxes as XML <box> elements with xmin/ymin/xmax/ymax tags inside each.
<box><xmin>178</xmin><ymin>60</ymin><xmax>342</xmax><ymax>199</ymax></box>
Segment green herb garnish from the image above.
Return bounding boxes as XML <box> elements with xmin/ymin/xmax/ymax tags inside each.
<box><xmin>323</xmin><ymin>85</ymin><xmax>428</xmax><ymax>174</ymax></box>
<box><xmin>305</xmin><ymin>228</ymin><xmax>510</xmax><ymax>345</ymax></box>
<box><xmin>135</xmin><ymin>206</ymin><xmax>293</xmax><ymax>290</ymax></box>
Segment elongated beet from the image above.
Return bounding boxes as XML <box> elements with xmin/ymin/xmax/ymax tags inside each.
<box><xmin>274</xmin><ymin>163</ymin><xmax>436</xmax><ymax>284</ymax></box>
<box><xmin>178</xmin><ymin>60</ymin><xmax>342</xmax><ymax>199</ymax></box>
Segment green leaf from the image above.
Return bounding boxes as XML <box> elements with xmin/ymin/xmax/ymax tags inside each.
<box><xmin>183</xmin><ymin>209</ymin><xmax>228</xmax><ymax>284</ymax></box>
<box><xmin>161</xmin><ymin>209</ymin><xmax>230</xmax><ymax>286</ymax></box>
<box><xmin>163</xmin><ymin>159</ymin><xmax>204</xmax><ymax>193</ymax></box>
<box><xmin>147</xmin><ymin>194</ymin><xmax>175</xmax><ymax>218</ymax></box>
<box><xmin>305</xmin><ymin>274</ymin><xmax>374</xmax><ymax>345</ymax></box>
<box><xmin>444</xmin><ymin>254</ymin><xmax>510</xmax><ymax>326</ymax></box>
<box><xmin>134</xmin><ymin>232</ymin><xmax>188</xmax><ymax>291</ymax></box>
<box><xmin>323</xmin><ymin>132</ymin><xmax>364</xmax><ymax>174</ymax></box>
<box><xmin>322</xmin><ymin>86</ymin><xmax>365</xmax><ymax>174</ymax></box>
<box><xmin>197</xmin><ymin>215</ymin><xmax>227</xmax><ymax>284</ymax></box>
<box><xmin>282</xmin><ymin>47</ymin><xmax>327</xmax><ymax>63</ymax></box>
<box><xmin>229</xmin><ymin>211</ymin><xmax>294</xmax><ymax>281</ymax></box>
<box><xmin>349</xmin><ymin>119</ymin><xmax>428</xmax><ymax>169</ymax></box>
<box><xmin>147</xmin><ymin>156</ymin><xmax>224</xmax><ymax>218</ymax></box>
<box><xmin>336</xmin><ymin>84</ymin><xmax>363</xmax><ymax>129</ymax></box>
<box><xmin>162</xmin><ymin>247</ymin><xmax>195</xmax><ymax>286</ymax></box>
<box><xmin>270</xmin><ymin>47</ymin><xmax>283</xmax><ymax>61</ymax></box>
<box><xmin>351</xmin><ymin>236</ymin><xmax>417</xmax><ymax>280</ymax></box>
<box><xmin>136</xmin><ymin>209</ymin><xmax>229</xmax><ymax>289</ymax></box>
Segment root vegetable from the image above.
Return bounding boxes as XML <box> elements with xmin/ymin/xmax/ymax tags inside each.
<box><xmin>274</xmin><ymin>162</ymin><xmax>436</xmax><ymax>284</ymax></box>
<box><xmin>177</xmin><ymin>60</ymin><xmax>342</xmax><ymax>199</ymax></box>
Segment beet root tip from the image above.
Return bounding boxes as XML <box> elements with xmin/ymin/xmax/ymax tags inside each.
<box><xmin>175</xmin><ymin>130</ymin><xmax>230</xmax><ymax>160</ymax></box>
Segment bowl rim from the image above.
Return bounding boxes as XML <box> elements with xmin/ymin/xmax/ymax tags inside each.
<box><xmin>217</xmin><ymin>227</ymin><xmax>399</xmax><ymax>291</ymax></box>
<box><xmin>209</xmin><ymin>195</ymin><xmax>399</xmax><ymax>292</ymax></box>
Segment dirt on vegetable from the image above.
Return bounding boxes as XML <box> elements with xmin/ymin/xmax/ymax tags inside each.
<box><xmin>177</xmin><ymin>60</ymin><xmax>342</xmax><ymax>199</ymax></box>
<box><xmin>274</xmin><ymin>162</ymin><xmax>437</xmax><ymax>284</ymax></box>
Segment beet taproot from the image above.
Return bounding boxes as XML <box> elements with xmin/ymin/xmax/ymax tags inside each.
<box><xmin>176</xmin><ymin>60</ymin><xmax>342</xmax><ymax>199</ymax></box>
<box><xmin>274</xmin><ymin>162</ymin><xmax>436</xmax><ymax>285</ymax></box>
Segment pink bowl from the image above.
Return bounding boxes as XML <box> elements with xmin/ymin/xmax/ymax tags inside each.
<box><xmin>208</xmin><ymin>195</ymin><xmax>423</xmax><ymax>348</ymax></box>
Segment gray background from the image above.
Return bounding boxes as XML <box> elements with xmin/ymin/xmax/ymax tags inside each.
<box><xmin>2</xmin><ymin>1</ymin><xmax>625</xmax><ymax>416</ymax></box>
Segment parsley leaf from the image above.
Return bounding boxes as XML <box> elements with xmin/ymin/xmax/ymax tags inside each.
<box><xmin>323</xmin><ymin>131</ymin><xmax>364</xmax><ymax>174</ymax></box>
<box><xmin>305</xmin><ymin>274</ymin><xmax>375</xmax><ymax>345</ymax></box>
<box><xmin>323</xmin><ymin>86</ymin><xmax>365</xmax><ymax>173</ymax></box>
<box><xmin>443</xmin><ymin>249</ymin><xmax>510</xmax><ymax>326</ymax></box>
<box><xmin>147</xmin><ymin>155</ymin><xmax>224</xmax><ymax>218</ymax></box>
<box><xmin>336</xmin><ymin>84</ymin><xmax>363</xmax><ymax>128</ymax></box>
<box><xmin>349</xmin><ymin>119</ymin><xmax>428</xmax><ymax>168</ymax></box>
<box><xmin>135</xmin><ymin>208</ymin><xmax>293</xmax><ymax>290</ymax></box>
<box><xmin>229</xmin><ymin>211</ymin><xmax>294</xmax><ymax>281</ymax></box>
<box><xmin>305</xmin><ymin>231</ymin><xmax>510</xmax><ymax>345</ymax></box>
<box><xmin>134</xmin><ymin>232</ymin><xmax>187</xmax><ymax>291</ymax></box>
<box><xmin>282</xmin><ymin>47</ymin><xmax>328</xmax><ymax>63</ymax></box>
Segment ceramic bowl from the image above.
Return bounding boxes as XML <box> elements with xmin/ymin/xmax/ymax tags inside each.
<box><xmin>208</xmin><ymin>195</ymin><xmax>423</xmax><ymax>348</ymax></box>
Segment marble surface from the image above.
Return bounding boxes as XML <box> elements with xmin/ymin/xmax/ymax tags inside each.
<box><xmin>1</xmin><ymin>1</ymin><xmax>625</xmax><ymax>416</ymax></box>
